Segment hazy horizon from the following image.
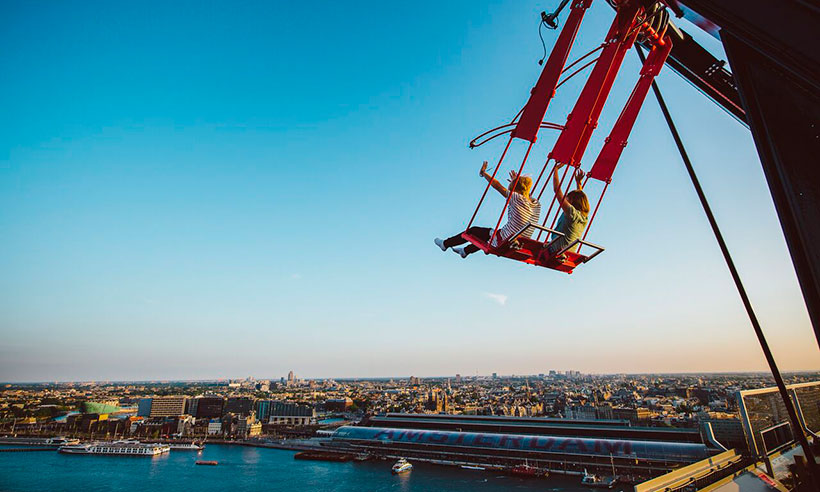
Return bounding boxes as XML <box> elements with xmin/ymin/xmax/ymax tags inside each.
<box><xmin>2</xmin><ymin>1</ymin><xmax>818</xmax><ymax>382</ymax></box>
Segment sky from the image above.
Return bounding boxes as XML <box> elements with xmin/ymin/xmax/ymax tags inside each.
<box><xmin>1</xmin><ymin>1</ymin><xmax>817</xmax><ymax>382</ymax></box>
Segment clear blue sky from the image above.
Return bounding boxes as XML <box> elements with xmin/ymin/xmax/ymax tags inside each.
<box><xmin>1</xmin><ymin>1</ymin><xmax>817</xmax><ymax>382</ymax></box>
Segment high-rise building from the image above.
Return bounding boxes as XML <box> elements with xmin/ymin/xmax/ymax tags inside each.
<box><xmin>149</xmin><ymin>396</ymin><xmax>187</xmax><ymax>417</ymax></box>
<box><xmin>137</xmin><ymin>398</ymin><xmax>152</xmax><ymax>417</ymax></box>
<box><xmin>455</xmin><ymin>374</ymin><xmax>462</xmax><ymax>384</ymax></box>
<box><xmin>492</xmin><ymin>373</ymin><xmax>498</xmax><ymax>379</ymax></box>
<box><xmin>287</xmin><ymin>371</ymin><xmax>295</xmax><ymax>386</ymax></box>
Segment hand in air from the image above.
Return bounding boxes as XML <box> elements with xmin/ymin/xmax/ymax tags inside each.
<box><xmin>575</xmin><ymin>168</ymin><xmax>585</xmax><ymax>181</ymax></box>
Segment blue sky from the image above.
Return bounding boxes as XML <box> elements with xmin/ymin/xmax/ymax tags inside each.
<box><xmin>1</xmin><ymin>1</ymin><xmax>817</xmax><ymax>382</ymax></box>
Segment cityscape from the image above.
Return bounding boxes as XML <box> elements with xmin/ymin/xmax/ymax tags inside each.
<box><xmin>2</xmin><ymin>370</ymin><xmax>820</xmax><ymax>490</ymax></box>
<box><xmin>2</xmin><ymin>371</ymin><xmax>817</xmax><ymax>442</ymax></box>
<box><xmin>2</xmin><ymin>0</ymin><xmax>818</xmax><ymax>491</ymax></box>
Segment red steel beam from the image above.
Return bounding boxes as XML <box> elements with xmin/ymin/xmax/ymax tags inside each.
<box><xmin>512</xmin><ymin>0</ymin><xmax>593</xmax><ymax>143</ymax></box>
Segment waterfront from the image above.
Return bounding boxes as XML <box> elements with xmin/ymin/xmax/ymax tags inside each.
<box><xmin>0</xmin><ymin>444</ymin><xmax>626</xmax><ymax>492</ymax></box>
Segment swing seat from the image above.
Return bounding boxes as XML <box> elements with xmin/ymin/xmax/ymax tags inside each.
<box><xmin>461</xmin><ymin>223</ymin><xmax>605</xmax><ymax>274</ymax></box>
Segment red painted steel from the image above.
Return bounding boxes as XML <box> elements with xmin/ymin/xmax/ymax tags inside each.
<box><xmin>466</xmin><ymin>137</ymin><xmax>513</xmax><ymax>229</ymax></box>
<box><xmin>549</xmin><ymin>4</ymin><xmax>642</xmax><ymax>165</ymax></box>
<box><xmin>511</xmin><ymin>0</ymin><xmax>593</xmax><ymax>143</ymax></box>
<box><xmin>589</xmin><ymin>37</ymin><xmax>673</xmax><ymax>182</ymax></box>
<box><xmin>460</xmin><ymin>232</ymin><xmax>586</xmax><ymax>274</ymax></box>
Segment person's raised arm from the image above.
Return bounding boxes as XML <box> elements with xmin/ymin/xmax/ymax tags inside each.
<box><xmin>553</xmin><ymin>162</ymin><xmax>572</xmax><ymax>213</ymax></box>
<box><xmin>480</xmin><ymin>161</ymin><xmax>509</xmax><ymax>197</ymax></box>
<box><xmin>574</xmin><ymin>167</ymin><xmax>585</xmax><ymax>191</ymax></box>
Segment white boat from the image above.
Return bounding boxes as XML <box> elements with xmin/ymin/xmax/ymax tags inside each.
<box><xmin>460</xmin><ymin>464</ymin><xmax>486</xmax><ymax>471</ymax></box>
<box><xmin>58</xmin><ymin>441</ymin><xmax>170</xmax><ymax>456</ymax></box>
<box><xmin>581</xmin><ymin>469</ymin><xmax>617</xmax><ymax>488</ymax></box>
<box><xmin>44</xmin><ymin>437</ymin><xmax>81</xmax><ymax>446</ymax></box>
<box><xmin>391</xmin><ymin>458</ymin><xmax>413</xmax><ymax>474</ymax></box>
<box><xmin>167</xmin><ymin>442</ymin><xmax>205</xmax><ymax>451</ymax></box>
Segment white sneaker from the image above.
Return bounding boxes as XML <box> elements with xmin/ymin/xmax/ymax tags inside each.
<box><xmin>434</xmin><ymin>238</ymin><xmax>447</xmax><ymax>251</ymax></box>
<box><xmin>452</xmin><ymin>246</ymin><xmax>468</xmax><ymax>259</ymax></box>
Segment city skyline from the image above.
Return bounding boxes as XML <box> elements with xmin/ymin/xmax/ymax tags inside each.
<box><xmin>2</xmin><ymin>1</ymin><xmax>818</xmax><ymax>382</ymax></box>
<box><xmin>5</xmin><ymin>369</ymin><xmax>820</xmax><ymax>385</ymax></box>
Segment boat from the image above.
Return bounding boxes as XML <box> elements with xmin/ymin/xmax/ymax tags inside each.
<box><xmin>509</xmin><ymin>460</ymin><xmax>546</xmax><ymax>477</ymax></box>
<box><xmin>294</xmin><ymin>451</ymin><xmax>354</xmax><ymax>462</ymax></box>
<box><xmin>44</xmin><ymin>437</ymin><xmax>81</xmax><ymax>447</ymax></box>
<box><xmin>460</xmin><ymin>464</ymin><xmax>486</xmax><ymax>471</ymax></box>
<box><xmin>168</xmin><ymin>442</ymin><xmax>205</xmax><ymax>451</ymax></box>
<box><xmin>581</xmin><ymin>469</ymin><xmax>618</xmax><ymax>488</ymax></box>
<box><xmin>196</xmin><ymin>460</ymin><xmax>219</xmax><ymax>466</ymax></box>
<box><xmin>58</xmin><ymin>441</ymin><xmax>170</xmax><ymax>456</ymax></box>
<box><xmin>391</xmin><ymin>457</ymin><xmax>413</xmax><ymax>474</ymax></box>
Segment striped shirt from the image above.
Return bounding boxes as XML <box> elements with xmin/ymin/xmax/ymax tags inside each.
<box><xmin>492</xmin><ymin>192</ymin><xmax>542</xmax><ymax>247</ymax></box>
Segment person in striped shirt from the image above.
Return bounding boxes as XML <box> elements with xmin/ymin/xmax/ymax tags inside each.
<box><xmin>435</xmin><ymin>161</ymin><xmax>542</xmax><ymax>258</ymax></box>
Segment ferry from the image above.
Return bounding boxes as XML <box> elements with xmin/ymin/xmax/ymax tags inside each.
<box><xmin>391</xmin><ymin>458</ymin><xmax>413</xmax><ymax>474</ymax></box>
<box><xmin>581</xmin><ymin>469</ymin><xmax>617</xmax><ymax>488</ymax></box>
<box><xmin>460</xmin><ymin>464</ymin><xmax>486</xmax><ymax>471</ymax></box>
<box><xmin>58</xmin><ymin>441</ymin><xmax>170</xmax><ymax>456</ymax></box>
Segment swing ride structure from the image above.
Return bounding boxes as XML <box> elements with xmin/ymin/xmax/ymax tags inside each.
<box><xmin>448</xmin><ymin>0</ymin><xmax>819</xmax><ymax>488</ymax></box>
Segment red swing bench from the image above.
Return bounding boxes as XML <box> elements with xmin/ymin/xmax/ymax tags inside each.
<box><xmin>457</xmin><ymin>0</ymin><xmax>672</xmax><ymax>274</ymax></box>
<box><xmin>461</xmin><ymin>223</ymin><xmax>605</xmax><ymax>273</ymax></box>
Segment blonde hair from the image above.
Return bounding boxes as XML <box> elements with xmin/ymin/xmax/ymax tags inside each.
<box><xmin>514</xmin><ymin>175</ymin><xmax>533</xmax><ymax>195</ymax></box>
<box><xmin>567</xmin><ymin>189</ymin><xmax>590</xmax><ymax>216</ymax></box>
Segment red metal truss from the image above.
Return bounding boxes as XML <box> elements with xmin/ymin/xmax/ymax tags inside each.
<box><xmin>589</xmin><ymin>37</ymin><xmax>673</xmax><ymax>182</ymax></box>
<box><xmin>512</xmin><ymin>0</ymin><xmax>593</xmax><ymax>143</ymax></box>
<box><xmin>549</xmin><ymin>3</ymin><xmax>642</xmax><ymax>166</ymax></box>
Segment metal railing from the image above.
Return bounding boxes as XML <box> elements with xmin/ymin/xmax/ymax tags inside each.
<box><xmin>506</xmin><ymin>223</ymin><xmax>605</xmax><ymax>263</ymax></box>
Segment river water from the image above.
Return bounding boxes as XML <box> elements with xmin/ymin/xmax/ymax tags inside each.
<box><xmin>0</xmin><ymin>444</ymin><xmax>629</xmax><ymax>491</ymax></box>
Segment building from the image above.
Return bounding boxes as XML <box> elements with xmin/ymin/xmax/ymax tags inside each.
<box><xmin>612</xmin><ymin>407</ymin><xmax>651</xmax><ymax>424</ymax></box>
<box><xmin>137</xmin><ymin>398</ymin><xmax>152</xmax><ymax>417</ymax></box>
<box><xmin>195</xmin><ymin>396</ymin><xmax>224</xmax><ymax>419</ymax></box>
<box><xmin>256</xmin><ymin>400</ymin><xmax>272</xmax><ymax>421</ymax></box>
<box><xmin>596</xmin><ymin>404</ymin><xmax>614</xmax><ymax>420</ymax></box>
<box><xmin>207</xmin><ymin>419</ymin><xmax>222</xmax><ymax>435</ymax></box>
<box><xmin>325</xmin><ymin>397</ymin><xmax>353</xmax><ymax>412</ymax></box>
<box><xmin>235</xmin><ymin>414</ymin><xmax>262</xmax><ymax>438</ymax></box>
<box><xmin>565</xmin><ymin>404</ymin><xmax>597</xmax><ymax>420</ymax></box>
<box><xmin>149</xmin><ymin>396</ymin><xmax>188</xmax><ymax>417</ymax></box>
<box><xmin>224</xmin><ymin>397</ymin><xmax>254</xmax><ymax>416</ymax></box>
<box><xmin>425</xmin><ymin>389</ymin><xmax>449</xmax><ymax>413</ymax></box>
<box><xmin>287</xmin><ymin>371</ymin><xmax>295</xmax><ymax>387</ymax></box>
<box><xmin>186</xmin><ymin>398</ymin><xmax>199</xmax><ymax>418</ymax></box>
<box><xmin>269</xmin><ymin>402</ymin><xmax>316</xmax><ymax>425</ymax></box>
<box><xmin>330</xmin><ymin>424</ymin><xmax>711</xmax><ymax>477</ymax></box>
